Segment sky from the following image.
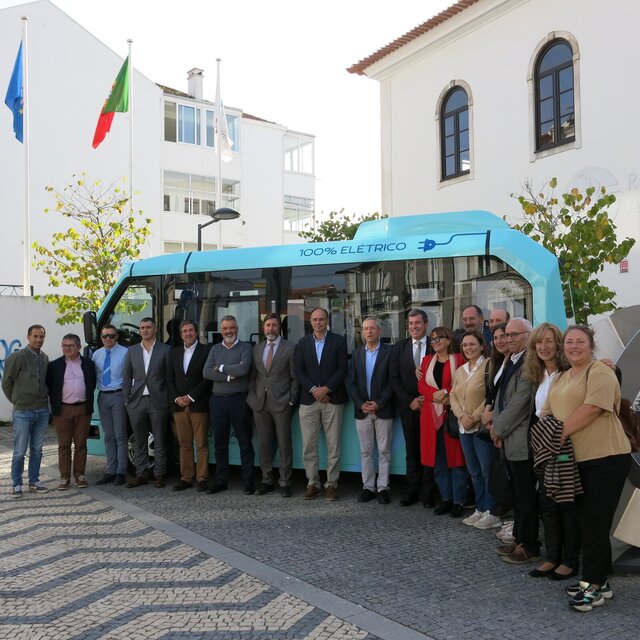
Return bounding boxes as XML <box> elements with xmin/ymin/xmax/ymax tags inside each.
<box><xmin>3</xmin><ymin>0</ymin><xmax>453</xmax><ymax>217</ymax></box>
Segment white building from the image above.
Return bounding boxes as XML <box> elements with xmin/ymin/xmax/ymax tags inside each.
<box><xmin>348</xmin><ymin>0</ymin><xmax>640</xmax><ymax>310</ymax></box>
<box><xmin>0</xmin><ymin>0</ymin><xmax>315</xmax><ymax>295</ymax></box>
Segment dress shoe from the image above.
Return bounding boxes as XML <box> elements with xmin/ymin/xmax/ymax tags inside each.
<box><xmin>502</xmin><ymin>544</ymin><xmax>541</xmax><ymax>565</ymax></box>
<box><xmin>433</xmin><ymin>500</ymin><xmax>452</xmax><ymax>515</ymax></box>
<box><xmin>75</xmin><ymin>476</ymin><xmax>89</xmax><ymax>489</ymax></box>
<box><xmin>495</xmin><ymin>542</ymin><xmax>518</xmax><ymax>556</ymax></box>
<box><xmin>155</xmin><ymin>475</ymin><xmax>166</xmax><ymax>488</ymax></box>
<box><xmin>357</xmin><ymin>489</ymin><xmax>376</xmax><ymax>503</ymax></box>
<box><xmin>114</xmin><ymin>474</ymin><xmax>126</xmax><ymax>486</ymax></box>
<box><xmin>450</xmin><ymin>503</ymin><xmax>464</xmax><ymax>518</ymax></box>
<box><xmin>377</xmin><ymin>490</ymin><xmax>390</xmax><ymax>505</ymax></box>
<box><xmin>303</xmin><ymin>485</ymin><xmax>321</xmax><ymax>500</ymax></box>
<box><xmin>548</xmin><ymin>567</ymin><xmax>579</xmax><ymax>581</ymax></box>
<box><xmin>244</xmin><ymin>485</ymin><xmax>256</xmax><ymax>495</ymax></box>
<box><xmin>399</xmin><ymin>494</ymin><xmax>419</xmax><ymax>507</ymax></box>
<box><xmin>196</xmin><ymin>480</ymin><xmax>208</xmax><ymax>492</ymax></box>
<box><xmin>423</xmin><ymin>497</ymin><xmax>437</xmax><ymax>508</ymax></box>
<box><xmin>325</xmin><ymin>486</ymin><xmax>339</xmax><ymax>501</ymax></box>
<box><xmin>95</xmin><ymin>474</ymin><xmax>116</xmax><ymax>486</ymax></box>
<box><xmin>206</xmin><ymin>482</ymin><xmax>228</xmax><ymax>494</ymax></box>
<box><xmin>280</xmin><ymin>486</ymin><xmax>292</xmax><ymax>498</ymax></box>
<box><xmin>529</xmin><ymin>565</ymin><xmax>557</xmax><ymax>578</ymax></box>
<box><xmin>257</xmin><ymin>483</ymin><xmax>274</xmax><ymax>495</ymax></box>
<box><xmin>172</xmin><ymin>480</ymin><xmax>193</xmax><ymax>492</ymax></box>
<box><xmin>127</xmin><ymin>475</ymin><xmax>148</xmax><ymax>488</ymax></box>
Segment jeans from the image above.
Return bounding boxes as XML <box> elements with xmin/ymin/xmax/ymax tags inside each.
<box><xmin>434</xmin><ymin>427</ymin><xmax>468</xmax><ymax>504</ymax></box>
<box><xmin>11</xmin><ymin>408</ymin><xmax>50</xmax><ymax>487</ymax></box>
<box><xmin>460</xmin><ymin>432</ymin><xmax>498</xmax><ymax>513</ymax></box>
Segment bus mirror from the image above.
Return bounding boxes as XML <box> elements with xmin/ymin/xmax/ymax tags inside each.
<box><xmin>83</xmin><ymin>311</ymin><xmax>98</xmax><ymax>347</ymax></box>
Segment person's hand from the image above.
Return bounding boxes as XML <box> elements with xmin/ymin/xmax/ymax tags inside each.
<box><xmin>600</xmin><ymin>358</ymin><xmax>616</xmax><ymax>371</ymax></box>
<box><xmin>415</xmin><ymin>367</ymin><xmax>423</xmax><ymax>381</ymax></box>
<box><xmin>409</xmin><ymin>397</ymin><xmax>422</xmax><ymax>412</ymax></box>
<box><xmin>433</xmin><ymin>389</ymin><xmax>447</xmax><ymax>403</ymax></box>
<box><xmin>482</xmin><ymin>406</ymin><xmax>493</xmax><ymax>426</ymax></box>
<box><xmin>460</xmin><ymin>414</ymin><xmax>475</xmax><ymax>430</ymax></box>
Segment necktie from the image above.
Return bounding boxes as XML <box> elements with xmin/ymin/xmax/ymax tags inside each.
<box><xmin>414</xmin><ymin>341</ymin><xmax>422</xmax><ymax>368</ymax></box>
<box><xmin>266</xmin><ymin>342</ymin><xmax>274</xmax><ymax>371</ymax></box>
<box><xmin>103</xmin><ymin>349</ymin><xmax>111</xmax><ymax>387</ymax></box>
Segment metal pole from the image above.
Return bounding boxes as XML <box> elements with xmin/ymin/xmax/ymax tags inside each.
<box><xmin>22</xmin><ymin>16</ymin><xmax>30</xmax><ymax>296</ymax></box>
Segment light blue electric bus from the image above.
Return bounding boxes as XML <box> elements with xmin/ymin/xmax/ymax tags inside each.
<box><xmin>84</xmin><ymin>211</ymin><xmax>566</xmax><ymax>474</ymax></box>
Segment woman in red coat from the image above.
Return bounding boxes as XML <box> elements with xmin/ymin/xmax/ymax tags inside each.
<box><xmin>418</xmin><ymin>326</ymin><xmax>468</xmax><ymax>517</ymax></box>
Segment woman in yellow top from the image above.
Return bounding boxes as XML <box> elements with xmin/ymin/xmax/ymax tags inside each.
<box><xmin>542</xmin><ymin>325</ymin><xmax>631</xmax><ymax>613</ymax></box>
<box><xmin>450</xmin><ymin>330</ymin><xmax>501</xmax><ymax>530</ymax></box>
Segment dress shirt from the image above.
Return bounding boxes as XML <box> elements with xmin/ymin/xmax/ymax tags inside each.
<box><xmin>183</xmin><ymin>341</ymin><xmax>197</xmax><ymax>374</ymax></box>
<box><xmin>262</xmin><ymin>335</ymin><xmax>281</xmax><ymax>367</ymax></box>
<box><xmin>61</xmin><ymin>356</ymin><xmax>86</xmax><ymax>403</ymax></box>
<box><xmin>314</xmin><ymin>331</ymin><xmax>327</xmax><ymax>364</ymax></box>
<box><xmin>365</xmin><ymin>342</ymin><xmax>380</xmax><ymax>398</ymax></box>
<box><xmin>141</xmin><ymin>341</ymin><xmax>155</xmax><ymax>395</ymax></box>
<box><xmin>93</xmin><ymin>344</ymin><xmax>128</xmax><ymax>392</ymax></box>
<box><xmin>535</xmin><ymin>369</ymin><xmax>557</xmax><ymax>417</ymax></box>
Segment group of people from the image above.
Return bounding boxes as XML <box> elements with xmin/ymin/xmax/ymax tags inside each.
<box><xmin>2</xmin><ymin>305</ymin><xmax>633</xmax><ymax>612</ymax></box>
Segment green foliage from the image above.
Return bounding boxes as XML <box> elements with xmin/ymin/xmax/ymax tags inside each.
<box><xmin>509</xmin><ymin>178</ymin><xmax>635</xmax><ymax>324</ymax></box>
<box><xmin>298</xmin><ymin>209</ymin><xmax>387</xmax><ymax>242</ymax></box>
<box><xmin>33</xmin><ymin>173</ymin><xmax>151</xmax><ymax>325</ymax></box>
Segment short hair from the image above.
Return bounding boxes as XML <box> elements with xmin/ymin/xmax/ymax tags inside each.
<box><xmin>407</xmin><ymin>309</ymin><xmax>428</xmax><ymax>323</ymax></box>
<box><xmin>27</xmin><ymin>324</ymin><xmax>45</xmax><ymax>336</ymax></box>
<box><xmin>490</xmin><ymin>309</ymin><xmax>510</xmax><ymax>321</ymax></box>
<box><xmin>220</xmin><ymin>315</ymin><xmax>237</xmax><ymax>325</ymax></box>
<box><xmin>262</xmin><ymin>313</ymin><xmax>281</xmax><ymax>326</ymax></box>
<box><xmin>310</xmin><ymin>307</ymin><xmax>329</xmax><ymax>319</ymax></box>
<box><xmin>103</xmin><ymin>323</ymin><xmax>118</xmax><ymax>334</ymax></box>
<box><xmin>62</xmin><ymin>333</ymin><xmax>81</xmax><ymax>346</ymax></box>
<box><xmin>362</xmin><ymin>316</ymin><xmax>381</xmax><ymax>329</ymax></box>
<box><xmin>140</xmin><ymin>317</ymin><xmax>156</xmax><ymax>326</ymax></box>
<box><xmin>508</xmin><ymin>317</ymin><xmax>533</xmax><ymax>332</ymax></box>
<box><xmin>460</xmin><ymin>329</ymin><xmax>487</xmax><ymax>357</ymax></box>
<box><xmin>179</xmin><ymin>320</ymin><xmax>198</xmax><ymax>332</ymax></box>
<box><xmin>564</xmin><ymin>324</ymin><xmax>595</xmax><ymax>350</ymax></box>
<box><xmin>429</xmin><ymin>326</ymin><xmax>456</xmax><ymax>355</ymax></box>
<box><xmin>462</xmin><ymin>304</ymin><xmax>484</xmax><ymax>317</ymax></box>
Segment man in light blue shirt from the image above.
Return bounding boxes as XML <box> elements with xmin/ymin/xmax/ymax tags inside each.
<box><xmin>92</xmin><ymin>324</ymin><xmax>129</xmax><ymax>485</ymax></box>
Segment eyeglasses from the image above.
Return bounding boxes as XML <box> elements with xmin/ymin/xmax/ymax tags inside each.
<box><xmin>101</xmin><ymin>334</ymin><xmax>117</xmax><ymax>339</ymax></box>
<box><xmin>431</xmin><ymin>336</ymin><xmax>449</xmax><ymax>343</ymax></box>
<box><xmin>504</xmin><ymin>331</ymin><xmax>530</xmax><ymax>340</ymax></box>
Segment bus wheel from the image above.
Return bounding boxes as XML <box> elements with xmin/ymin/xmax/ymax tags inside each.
<box><xmin>127</xmin><ymin>432</ymin><xmax>155</xmax><ymax>474</ymax></box>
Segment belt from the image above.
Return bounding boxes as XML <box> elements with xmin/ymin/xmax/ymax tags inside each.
<box><xmin>62</xmin><ymin>401</ymin><xmax>85</xmax><ymax>406</ymax></box>
<box><xmin>100</xmin><ymin>389</ymin><xmax>122</xmax><ymax>394</ymax></box>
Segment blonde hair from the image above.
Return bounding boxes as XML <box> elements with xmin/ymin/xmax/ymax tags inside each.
<box><xmin>523</xmin><ymin>322</ymin><xmax>565</xmax><ymax>384</ymax></box>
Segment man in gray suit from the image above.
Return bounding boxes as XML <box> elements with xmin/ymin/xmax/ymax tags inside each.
<box><xmin>122</xmin><ymin>317</ymin><xmax>171</xmax><ymax>488</ymax></box>
<box><xmin>248</xmin><ymin>313</ymin><xmax>299</xmax><ymax>497</ymax></box>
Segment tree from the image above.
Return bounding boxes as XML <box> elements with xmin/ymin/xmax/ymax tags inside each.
<box><xmin>298</xmin><ymin>209</ymin><xmax>386</xmax><ymax>242</ymax></box>
<box><xmin>510</xmin><ymin>177</ymin><xmax>635</xmax><ymax>324</ymax></box>
<box><xmin>33</xmin><ymin>174</ymin><xmax>151</xmax><ymax>325</ymax></box>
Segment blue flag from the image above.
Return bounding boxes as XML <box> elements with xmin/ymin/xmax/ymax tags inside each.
<box><xmin>4</xmin><ymin>41</ymin><xmax>24</xmax><ymax>143</ymax></box>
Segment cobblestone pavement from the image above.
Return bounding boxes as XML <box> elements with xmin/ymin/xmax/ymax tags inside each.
<box><xmin>1</xmin><ymin>425</ymin><xmax>640</xmax><ymax>639</ymax></box>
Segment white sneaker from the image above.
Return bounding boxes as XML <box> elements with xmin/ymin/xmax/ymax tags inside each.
<box><xmin>474</xmin><ymin>512</ymin><xmax>502</xmax><ymax>529</ymax></box>
<box><xmin>462</xmin><ymin>509</ymin><xmax>484</xmax><ymax>526</ymax></box>
<box><xmin>495</xmin><ymin>521</ymin><xmax>514</xmax><ymax>539</ymax></box>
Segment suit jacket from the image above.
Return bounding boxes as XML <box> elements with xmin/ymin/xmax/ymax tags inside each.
<box><xmin>346</xmin><ymin>342</ymin><xmax>394</xmax><ymax>420</ymax></box>
<box><xmin>46</xmin><ymin>355</ymin><xmax>96</xmax><ymax>417</ymax></box>
<box><xmin>247</xmin><ymin>338</ymin><xmax>299</xmax><ymax>413</ymax></box>
<box><xmin>167</xmin><ymin>342</ymin><xmax>212</xmax><ymax>413</ymax></box>
<box><xmin>389</xmin><ymin>336</ymin><xmax>431</xmax><ymax>415</ymax></box>
<box><xmin>293</xmin><ymin>331</ymin><xmax>348</xmax><ymax>405</ymax></box>
<box><xmin>122</xmin><ymin>341</ymin><xmax>171</xmax><ymax>411</ymax></box>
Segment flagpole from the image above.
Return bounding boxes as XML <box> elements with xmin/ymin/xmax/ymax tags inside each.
<box><xmin>22</xmin><ymin>16</ymin><xmax>30</xmax><ymax>296</ymax></box>
<box><xmin>216</xmin><ymin>57</ymin><xmax>223</xmax><ymax>251</ymax></box>
<box><xmin>127</xmin><ymin>39</ymin><xmax>133</xmax><ymax>218</ymax></box>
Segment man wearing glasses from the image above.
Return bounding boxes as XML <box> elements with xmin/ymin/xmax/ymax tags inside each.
<box><xmin>92</xmin><ymin>325</ymin><xmax>129</xmax><ymax>485</ymax></box>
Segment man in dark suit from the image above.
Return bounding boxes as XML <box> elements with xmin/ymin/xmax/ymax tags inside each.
<box><xmin>347</xmin><ymin>317</ymin><xmax>394</xmax><ymax>505</ymax></box>
<box><xmin>122</xmin><ymin>317</ymin><xmax>171</xmax><ymax>488</ymax></box>
<box><xmin>293</xmin><ymin>307</ymin><xmax>348</xmax><ymax>501</ymax></box>
<box><xmin>247</xmin><ymin>313</ymin><xmax>299</xmax><ymax>497</ymax></box>
<box><xmin>46</xmin><ymin>333</ymin><xmax>96</xmax><ymax>490</ymax></box>
<box><xmin>390</xmin><ymin>308</ymin><xmax>439</xmax><ymax>507</ymax></box>
<box><xmin>167</xmin><ymin>320</ymin><xmax>212</xmax><ymax>493</ymax></box>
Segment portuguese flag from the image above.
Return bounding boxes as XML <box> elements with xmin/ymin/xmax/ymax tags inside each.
<box><xmin>92</xmin><ymin>56</ymin><xmax>129</xmax><ymax>149</ymax></box>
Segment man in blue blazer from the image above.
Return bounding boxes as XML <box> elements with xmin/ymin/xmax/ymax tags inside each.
<box><xmin>347</xmin><ymin>317</ymin><xmax>394</xmax><ymax>504</ymax></box>
<box><xmin>293</xmin><ymin>307</ymin><xmax>348</xmax><ymax>501</ymax></box>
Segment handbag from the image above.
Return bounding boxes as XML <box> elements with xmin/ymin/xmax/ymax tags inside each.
<box><xmin>444</xmin><ymin>408</ymin><xmax>460</xmax><ymax>439</ymax></box>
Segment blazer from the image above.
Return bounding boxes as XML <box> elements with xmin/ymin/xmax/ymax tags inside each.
<box><xmin>389</xmin><ymin>336</ymin><xmax>431</xmax><ymax>414</ymax></box>
<box><xmin>122</xmin><ymin>341</ymin><xmax>171</xmax><ymax>411</ymax></box>
<box><xmin>293</xmin><ymin>331</ymin><xmax>348</xmax><ymax>405</ymax></box>
<box><xmin>46</xmin><ymin>355</ymin><xmax>96</xmax><ymax>417</ymax></box>
<box><xmin>346</xmin><ymin>342</ymin><xmax>394</xmax><ymax>420</ymax></box>
<box><xmin>247</xmin><ymin>338</ymin><xmax>299</xmax><ymax>413</ymax></box>
<box><xmin>166</xmin><ymin>342</ymin><xmax>212</xmax><ymax>413</ymax></box>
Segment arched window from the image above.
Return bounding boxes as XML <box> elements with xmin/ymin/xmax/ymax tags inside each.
<box><xmin>440</xmin><ymin>87</ymin><xmax>470</xmax><ymax>180</ymax></box>
<box><xmin>535</xmin><ymin>39</ymin><xmax>575</xmax><ymax>151</ymax></box>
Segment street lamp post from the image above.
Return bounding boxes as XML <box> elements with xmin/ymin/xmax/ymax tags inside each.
<box><xmin>197</xmin><ymin>207</ymin><xmax>240</xmax><ymax>251</ymax></box>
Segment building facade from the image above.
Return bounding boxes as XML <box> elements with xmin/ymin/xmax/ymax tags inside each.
<box><xmin>0</xmin><ymin>0</ymin><xmax>315</xmax><ymax>295</ymax></box>
<box><xmin>349</xmin><ymin>0</ymin><xmax>639</xmax><ymax>310</ymax></box>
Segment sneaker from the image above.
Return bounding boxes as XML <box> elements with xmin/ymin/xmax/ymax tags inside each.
<box><xmin>12</xmin><ymin>485</ymin><xmax>23</xmax><ymax>498</ymax></box>
<box><xmin>496</xmin><ymin>521</ymin><xmax>514</xmax><ymax>540</ymax></box>
<box><xmin>568</xmin><ymin>582</ymin><xmax>606</xmax><ymax>612</ymax></box>
<box><xmin>462</xmin><ymin>509</ymin><xmax>484</xmax><ymax>526</ymax></box>
<box><xmin>502</xmin><ymin>543</ymin><xmax>541</xmax><ymax>565</ymax></box>
<box><xmin>474</xmin><ymin>512</ymin><xmax>502</xmax><ymax>530</ymax></box>
<box><xmin>75</xmin><ymin>476</ymin><xmax>89</xmax><ymax>489</ymax></box>
<box><xmin>58</xmin><ymin>480</ymin><xmax>71</xmax><ymax>491</ymax></box>
<box><xmin>566</xmin><ymin>579</ymin><xmax>613</xmax><ymax>599</ymax></box>
<box><xmin>29</xmin><ymin>481</ymin><xmax>49</xmax><ymax>493</ymax></box>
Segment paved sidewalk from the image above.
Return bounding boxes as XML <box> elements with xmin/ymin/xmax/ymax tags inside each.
<box><xmin>1</xmin><ymin>425</ymin><xmax>640</xmax><ymax>639</ymax></box>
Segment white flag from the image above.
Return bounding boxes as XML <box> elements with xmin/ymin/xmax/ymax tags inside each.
<box><xmin>215</xmin><ymin>69</ymin><xmax>233</xmax><ymax>162</ymax></box>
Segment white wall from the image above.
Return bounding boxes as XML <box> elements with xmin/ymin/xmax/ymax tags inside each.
<box><xmin>0</xmin><ymin>297</ymin><xmax>83</xmax><ymax>421</ymax></box>
<box><xmin>366</xmin><ymin>0</ymin><xmax>640</xmax><ymax>308</ymax></box>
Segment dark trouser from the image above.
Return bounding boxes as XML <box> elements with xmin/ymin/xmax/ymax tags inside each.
<box><xmin>210</xmin><ymin>393</ymin><xmax>255</xmax><ymax>487</ymax></box>
<box><xmin>254</xmin><ymin>406</ymin><xmax>293</xmax><ymax>487</ymax></box>
<box><xmin>537</xmin><ymin>470</ymin><xmax>580</xmax><ymax>568</ymax></box>
<box><xmin>577</xmin><ymin>453</ymin><xmax>631</xmax><ymax>585</ymax></box>
<box><xmin>53</xmin><ymin>404</ymin><xmax>90</xmax><ymax>480</ymax></box>
<box><xmin>508</xmin><ymin>458</ymin><xmax>540</xmax><ymax>555</ymax></box>
<box><xmin>127</xmin><ymin>396</ymin><xmax>169</xmax><ymax>477</ymax></box>
<box><xmin>399</xmin><ymin>409</ymin><xmax>438</xmax><ymax>500</ymax></box>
